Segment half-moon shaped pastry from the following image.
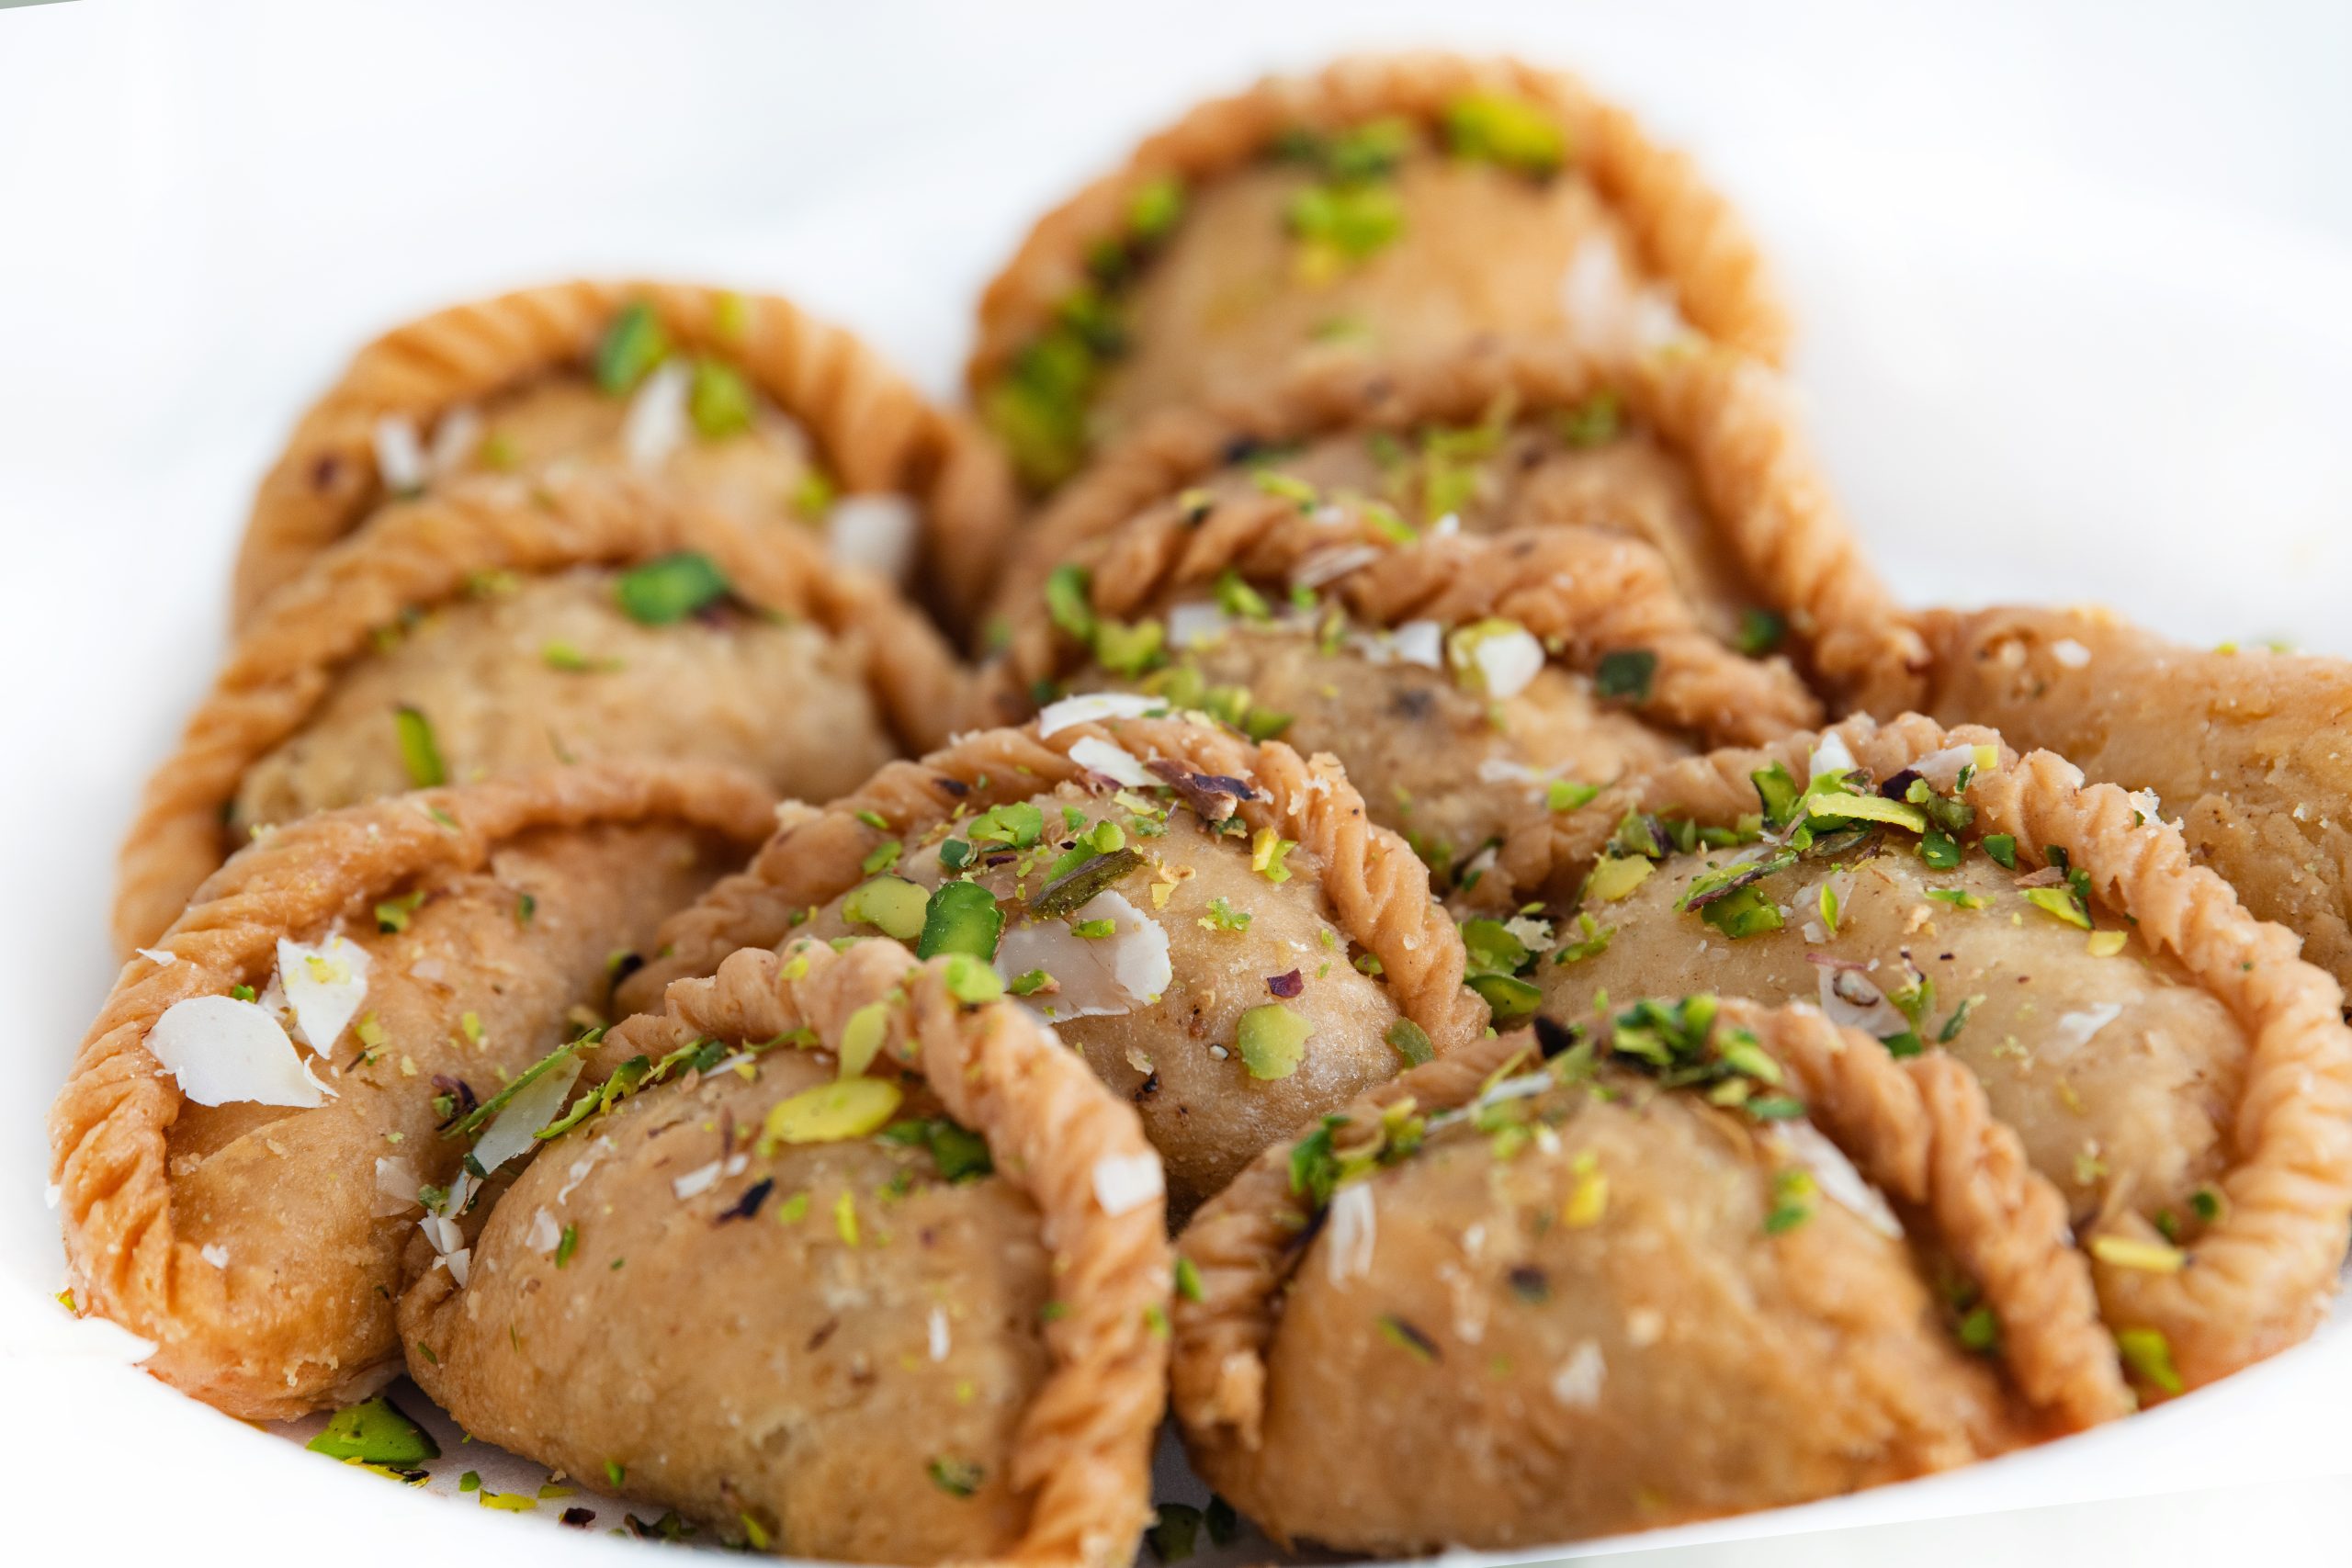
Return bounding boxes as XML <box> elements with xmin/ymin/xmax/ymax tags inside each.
<box><xmin>232</xmin><ymin>280</ymin><xmax>1014</xmax><ymax>631</ymax></box>
<box><xmin>1884</xmin><ymin>604</ymin><xmax>2352</xmax><ymax>995</ymax></box>
<box><xmin>49</xmin><ymin>761</ymin><xmax>775</xmax><ymax>1419</ymax></box>
<box><xmin>115</xmin><ymin>468</ymin><xmax>967</xmax><ymax>953</ymax></box>
<box><xmin>989</xmin><ymin>337</ymin><xmax>1917</xmax><ymax>707</ymax></box>
<box><xmin>401</xmin><ymin>938</ymin><xmax>1167</xmax><ymax>1566</ymax></box>
<box><xmin>983</xmin><ymin>482</ymin><xmax>1821</xmax><ymax>903</ymax></box>
<box><xmin>969</xmin><ymin>52</ymin><xmax>1786</xmax><ymax>489</ymax></box>
<box><xmin>619</xmin><ymin>705</ymin><xmax>1487</xmax><ymax>1208</ymax></box>
<box><xmin>1172</xmin><ymin>999</ymin><xmax>2125</xmax><ymax>1553</ymax></box>
<box><xmin>1528</xmin><ymin>712</ymin><xmax>2352</xmax><ymax>1393</ymax></box>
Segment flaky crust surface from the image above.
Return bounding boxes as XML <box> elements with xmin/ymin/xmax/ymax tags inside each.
<box><xmin>994</xmin><ymin>338</ymin><xmax>1918</xmax><ymax>705</ymax></box>
<box><xmin>117</xmin><ymin>468</ymin><xmax>970</xmax><ymax>953</ymax></box>
<box><xmin>232</xmin><ymin>279</ymin><xmax>1014</xmax><ymax>630</ymax></box>
<box><xmin>987</xmin><ymin>498</ymin><xmax>1818</xmax><ymax>748</ymax></box>
<box><xmin>404</xmin><ymin>940</ymin><xmax>1168</xmax><ymax>1568</ymax></box>
<box><xmin>1902</xmin><ymin>604</ymin><xmax>2352</xmax><ymax>991</ymax></box>
<box><xmin>1172</xmin><ymin>1006</ymin><xmax>2118</xmax><ymax>1552</ymax></box>
<box><xmin>969</xmin><ymin>51</ymin><xmax>1788</xmax><ymax>402</ymax></box>
<box><xmin>49</xmin><ymin>762</ymin><xmax>775</xmax><ymax>1418</ymax></box>
<box><xmin>1535</xmin><ymin>712</ymin><xmax>2352</xmax><ymax>1388</ymax></box>
<box><xmin>621</xmin><ymin>717</ymin><xmax>1485</xmax><ymax>1055</ymax></box>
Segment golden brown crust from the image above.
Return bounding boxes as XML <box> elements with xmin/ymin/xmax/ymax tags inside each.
<box><xmin>1711</xmin><ymin>1000</ymin><xmax>2131</xmax><ymax>1431</ymax></box>
<box><xmin>986</xmin><ymin>492</ymin><xmax>1818</xmax><ymax>746</ymax></box>
<box><xmin>994</xmin><ymin>338</ymin><xmax>1917</xmax><ymax>705</ymax></box>
<box><xmin>48</xmin><ymin>761</ymin><xmax>776</xmax><ymax>1415</ymax></box>
<box><xmin>620</xmin><ymin>716</ymin><xmax>1486</xmax><ymax>1053</ymax></box>
<box><xmin>232</xmin><ymin>279</ymin><xmax>1014</xmax><ymax>631</ymax></box>
<box><xmin>409</xmin><ymin>939</ymin><xmax>1167</xmax><ymax>1568</ymax></box>
<box><xmin>968</xmin><ymin>51</ymin><xmax>1788</xmax><ymax>399</ymax></box>
<box><xmin>1532</xmin><ymin>711</ymin><xmax>2352</xmax><ymax>1389</ymax></box>
<box><xmin>1171</xmin><ymin>999</ymin><xmax>2123</xmax><ymax>1495</ymax></box>
<box><xmin>1899</xmin><ymin>604</ymin><xmax>2352</xmax><ymax>989</ymax></box>
<box><xmin>116</xmin><ymin>468</ymin><xmax>973</xmax><ymax>955</ymax></box>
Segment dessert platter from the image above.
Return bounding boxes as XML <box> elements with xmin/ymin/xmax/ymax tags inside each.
<box><xmin>40</xmin><ymin>49</ymin><xmax>2352</xmax><ymax>1565</ymax></box>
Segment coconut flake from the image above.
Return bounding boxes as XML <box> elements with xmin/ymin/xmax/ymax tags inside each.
<box><xmin>146</xmin><ymin>995</ymin><xmax>332</xmax><ymax>1108</ymax></box>
<box><xmin>1772</xmin><ymin>1122</ymin><xmax>1904</xmax><ymax>1239</ymax></box>
<box><xmin>928</xmin><ymin>1306</ymin><xmax>951</xmax><ymax>1362</ymax></box>
<box><xmin>373</xmin><ymin>415</ymin><xmax>425</xmax><ymax>493</ymax></box>
<box><xmin>997</xmin><ymin>891</ymin><xmax>1170</xmax><ymax>1020</ymax></box>
<box><xmin>1476</xmin><ymin>759</ymin><xmax>1540</xmax><ymax>786</ymax></box>
<box><xmin>199</xmin><ymin>1244</ymin><xmax>230</xmax><ymax>1269</ymax></box>
<box><xmin>1471</xmin><ymin>626</ymin><xmax>1545</xmax><ymax>700</ymax></box>
<box><xmin>1503</xmin><ymin>915</ymin><xmax>1555</xmax><ymax>951</ymax></box>
<box><xmin>1551</xmin><ymin>1340</ymin><xmax>1608</xmax><ymax>1408</ymax></box>
<box><xmin>1167</xmin><ymin>600</ymin><xmax>1234</xmax><ymax>649</ymax></box>
<box><xmin>827</xmin><ymin>494</ymin><xmax>919</xmax><ymax>582</ymax></box>
<box><xmin>1290</xmin><ymin>545</ymin><xmax>1382</xmax><ymax>591</ymax></box>
<box><xmin>1037</xmin><ymin>691</ymin><xmax>1161</xmax><ymax>737</ymax></box>
<box><xmin>1091</xmin><ymin>1151</ymin><xmax>1165</xmax><ymax>1216</ymax></box>
<box><xmin>1069</xmin><ymin>736</ymin><xmax>1158</xmax><ymax>788</ymax></box>
<box><xmin>1813</xmin><ymin>963</ymin><xmax>1907</xmax><ymax>1038</ymax></box>
<box><xmin>2051</xmin><ymin>637</ymin><xmax>2092</xmax><ymax>669</ymax></box>
<box><xmin>134</xmin><ymin>947</ymin><xmax>175</xmax><ymax>967</ymax></box>
<box><xmin>2055</xmin><ymin>1003</ymin><xmax>2123</xmax><ymax>1051</ymax></box>
<box><xmin>1809</xmin><ymin>731</ymin><xmax>1858</xmax><ymax>784</ymax></box>
<box><xmin>622</xmin><ymin>360</ymin><xmax>691</xmax><ymax>469</ymax></box>
<box><xmin>523</xmin><ymin>1207</ymin><xmax>562</xmax><ymax>1255</ymax></box>
<box><xmin>1430</xmin><ymin>513</ymin><xmax>1461</xmax><ymax>538</ymax></box>
<box><xmin>427</xmin><ymin>405</ymin><xmax>481</xmax><ymax>478</ymax></box>
<box><xmin>1325</xmin><ymin>1183</ymin><xmax>1378</xmax><ymax>1285</ymax></box>
<box><xmin>672</xmin><ymin>1159</ymin><xmax>725</xmax><ymax>1201</ymax></box>
<box><xmin>469</xmin><ymin>1051</ymin><xmax>584</xmax><ymax>1175</ymax></box>
<box><xmin>276</xmin><ymin>935</ymin><xmax>370</xmax><ymax>1053</ymax></box>
<box><xmin>1910</xmin><ymin>744</ymin><xmax>1981</xmax><ymax>791</ymax></box>
<box><xmin>372</xmin><ymin>1156</ymin><xmax>422</xmax><ymax>1217</ymax></box>
<box><xmin>446</xmin><ymin>1248</ymin><xmax>471</xmax><ymax>1288</ymax></box>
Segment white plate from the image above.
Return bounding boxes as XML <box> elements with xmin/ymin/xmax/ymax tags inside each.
<box><xmin>6</xmin><ymin>3</ymin><xmax>2351</xmax><ymax>1563</ymax></box>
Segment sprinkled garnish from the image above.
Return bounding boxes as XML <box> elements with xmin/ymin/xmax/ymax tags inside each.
<box><xmin>615</xmin><ymin>551</ymin><xmax>729</xmax><ymax>625</ymax></box>
<box><xmin>1237</xmin><ymin>1003</ymin><xmax>1312</xmax><ymax>1080</ymax></box>
<box><xmin>761</xmin><ymin>1077</ymin><xmax>903</xmax><ymax>1148</ymax></box>
<box><xmin>594</xmin><ymin>301</ymin><xmax>670</xmax><ymax>394</ymax></box>
<box><xmin>2117</xmin><ymin>1326</ymin><xmax>2183</xmax><ymax>1394</ymax></box>
<box><xmin>306</xmin><ymin>1396</ymin><xmax>440</xmax><ymax>1466</ymax></box>
<box><xmin>1376</xmin><ymin>1313</ymin><xmax>1441</xmax><ymax>1362</ymax></box>
<box><xmin>393</xmin><ymin>705</ymin><xmax>446</xmax><ymax>788</ymax></box>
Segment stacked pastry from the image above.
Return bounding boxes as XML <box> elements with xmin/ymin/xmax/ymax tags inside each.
<box><xmin>49</xmin><ymin>51</ymin><xmax>2352</xmax><ymax>1566</ymax></box>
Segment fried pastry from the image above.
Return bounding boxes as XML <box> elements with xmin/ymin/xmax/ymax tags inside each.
<box><xmin>618</xmin><ymin>705</ymin><xmax>1487</xmax><ymax>1208</ymax></box>
<box><xmin>1883</xmin><ymin>604</ymin><xmax>2352</xmax><ymax>994</ymax></box>
<box><xmin>1172</xmin><ymin>1000</ymin><xmax>2125</xmax><ymax>1552</ymax></box>
<box><xmin>232</xmin><ymin>280</ymin><xmax>1014</xmax><ymax>630</ymax></box>
<box><xmin>970</xmin><ymin>52</ymin><xmax>1786</xmax><ymax>489</ymax></box>
<box><xmin>1528</xmin><ymin>712</ymin><xmax>2352</xmax><ymax>1391</ymax></box>
<box><xmin>401</xmin><ymin>938</ymin><xmax>1166</xmax><ymax>1566</ymax></box>
<box><xmin>982</xmin><ymin>482</ymin><xmax>1821</xmax><ymax>902</ymax></box>
<box><xmin>49</xmin><ymin>761</ymin><xmax>775</xmax><ymax>1418</ymax></box>
<box><xmin>989</xmin><ymin>337</ymin><xmax>1918</xmax><ymax>705</ymax></box>
<box><xmin>115</xmin><ymin>468</ymin><xmax>967</xmax><ymax>953</ymax></box>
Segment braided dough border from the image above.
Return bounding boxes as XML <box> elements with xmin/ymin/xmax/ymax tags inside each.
<box><xmin>1530</xmin><ymin>710</ymin><xmax>2352</xmax><ymax>1390</ymax></box>
<box><xmin>1171</xmin><ymin>1000</ymin><xmax>2124</xmax><ymax>1498</ymax></box>
<box><xmin>993</xmin><ymin>336</ymin><xmax>1920</xmax><ymax>704</ymax></box>
<box><xmin>983</xmin><ymin>497</ymin><xmax>1820</xmax><ymax>747</ymax></box>
<box><xmin>619</xmin><ymin>716</ymin><xmax>1487</xmax><ymax>1053</ymax></box>
<box><xmin>232</xmin><ymin>278</ymin><xmax>1015</xmax><ymax>631</ymax></box>
<box><xmin>115</xmin><ymin>469</ymin><xmax>974</xmax><ymax>956</ymax></box>
<box><xmin>409</xmin><ymin>939</ymin><xmax>1168</xmax><ymax>1568</ymax></box>
<box><xmin>49</xmin><ymin>761</ymin><xmax>778</xmax><ymax>1412</ymax></box>
<box><xmin>968</xmin><ymin>50</ymin><xmax>1790</xmax><ymax>401</ymax></box>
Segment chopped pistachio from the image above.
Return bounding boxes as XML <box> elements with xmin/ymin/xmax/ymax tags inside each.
<box><xmin>761</xmin><ymin>1077</ymin><xmax>904</xmax><ymax>1147</ymax></box>
<box><xmin>1442</xmin><ymin>90</ymin><xmax>1566</xmax><ymax>175</ymax></box>
<box><xmin>1385</xmin><ymin>1018</ymin><xmax>1435</xmax><ymax>1066</ymax></box>
<box><xmin>614</xmin><ymin>550</ymin><xmax>729</xmax><ymax>624</ymax></box>
<box><xmin>1237</xmin><ymin>1003</ymin><xmax>1312</xmax><ymax>1079</ymax></box>
<box><xmin>842</xmin><ymin>875</ymin><xmax>929</xmax><ymax>942</ymax></box>
<box><xmin>919</xmin><ymin>881</ymin><xmax>1006</xmax><ymax>962</ymax></box>
<box><xmin>393</xmin><ymin>705</ymin><xmax>446</xmax><ymax>788</ymax></box>
<box><xmin>306</xmin><ymin>1396</ymin><xmax>440</xmax><ymax>1466</ymax></box>
<box><xmin>594</xmin><ymin>301</ymin><xmax>670</xmax><ymax>394</ymax></box>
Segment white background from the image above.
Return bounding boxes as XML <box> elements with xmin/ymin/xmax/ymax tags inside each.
<box><xmin>4</xmin><ymin>1</ymin><xmax>2350</xmax><ymax>1563</ymax></box>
